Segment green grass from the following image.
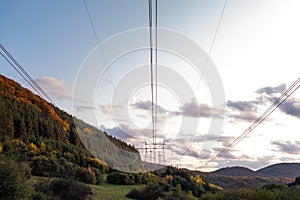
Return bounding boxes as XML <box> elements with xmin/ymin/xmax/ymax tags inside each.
<box><xmin>89</xmin><ymin>183</ymin><xmax>144</xmax><ymax>200</ymax></box>
<box><xmin>29</xmin><ymin>175</ymin><xmax>144</xmax><ymax>200</ymax></box>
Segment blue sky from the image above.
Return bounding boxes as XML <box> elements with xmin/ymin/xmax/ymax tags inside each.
<box><xmin>1</xmin><ymin>0</ymin><xmax>300</xmax><ymax>171</ymax></box>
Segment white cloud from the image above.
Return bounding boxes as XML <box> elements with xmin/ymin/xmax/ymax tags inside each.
<box><xmin>35</xmin><ymin>77</ymin><xmax>71</xmax><ymax>101</ymax></box>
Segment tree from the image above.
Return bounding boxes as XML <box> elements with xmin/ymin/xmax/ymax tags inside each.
<box><xmin>107</xmin><ymin>171</ymin><xmax>135</xmax><ymax>185</ymax></box>
<box><xmin>295</xmin><ymin>177</ymin><xmax>300</xmax><ymax>185</ymax></box>
<box><xmin>0</xmin><ymin>104</ymin><xmax>14</xmax><ymax>139</ymax></box>
<box><xmin>69</xmin><ymin>128</ymin><xmax>81</xmax><ymax>146</ymax></box>
<box><xmin>173</xmin><ymin>184</ymin><xmax>182</xmax><ymax>197</ymax></box>
<box><xmin>139</xmin><ymin>184</ymin><xmax>164</xmax><ymax>200</ymax></box>
<box><xmin>14</xmin><ymin>117</ymin><xmax>27</xmax><ymax>138</ymax></box>
<box><xmin>0</xmin><ymin>156</ymin><xmax>33</xmax><ymax>199</ymax></box>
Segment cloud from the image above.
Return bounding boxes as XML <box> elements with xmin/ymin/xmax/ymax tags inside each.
<box><xmin>100</xmin><ymin>104</ymin><xmax>113</xmax><ymax>114</ymax></box>
<box><xmin>165</xmin><ymin>134</ymin><xmax>237</xmax><ymax>160</ymax></box>
<box><xmin>181</xmin><ymin>98</ymin><xmax>224</xmax><ymax>118</ymax></box>
<box><xmin>101</xmin><ymin>124</ymin><xmax>136</xmax><ymax>142</ymax></box>
<box><xmin>131</xmin><ymin>99</ymin><xmax>224</xmax><ymax>119</ymax></box>
<box><xmin>256</xmin><ymin>84</ymin><xmax>286</xmax><ymax>95</ymax></box>
<box><xmin>73</xmin><ymin>105</ymin><xmax>95</xmax><ymax>112</ymax></box>
<box><xmin>226</xmin><ymin>100</ymin><xmax>260</xmax><ymax>112</ymax></box>
<box><xmin>277</xmin><ymin>98</ymin><xmax>300</xmax><ymax>118</ymax></box>
<box><xmin>203</xmin><ymin>134</ymin><xmax>236</xmax><ymax>147</ymax></box>
<box><xmin>176</xmin><ymin>148</ymin><xmax>200</xmax><ymax>158</ymax></box>
<box><xmin>228</xmin><ymin>111</ymin><xmax>258</xmax><ymax>122</ymax></box>
<box><xmin>255</xmin><ymin>83</ymin><xmax>300</xmax><ymax>119</ymax></box>
<box><xmin>169</xmin><ymin>138</ymin><xmax>201</xmax><ymax>159</ymax></box>
<box><xmin>131</xmin><ymin>100</ymin><xmax>179</xmax><ymax>115</ymax></box>
<box><xmin>101</xmin><ymin>124</ymin><xmax>151</xmax><ymax>144</ymax></box>
<box><xmin>226</xmin><ymin>98</ymin><xmax>267</xmax><ymax>122</ymax></box>
<box><xmin>212</xmin><ymin>147</ymin><xmax>238</xmax><ymax>160</ymax></box>
<box><xmin>271</xmin><ymin>140</ymin><xmax>300</xmax><ymax>155</ymax></box>
<box><xmin>130</xmin><ymin>100</ymin><xmax>181</xmax><ymax>124</ymax></box>
<box><xmin>35</xmin><ymin>77</ymin><xmax>71</xmax><ymax>101</ymax></box>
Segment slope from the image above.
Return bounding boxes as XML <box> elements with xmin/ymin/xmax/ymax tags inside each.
<box><xmin>212</xmin><ymin>166</ymin><xmax>265</xmax><ymax>177</ymax></box>
<box><xmin>0</xmin><ymin>74</ymin><xmax>142</xmax><ymax>179</ymax></box>
<box><xmin>258</xmin><ymin>163</ymin><xmax>300</xmax><ymax>179</ymax></box>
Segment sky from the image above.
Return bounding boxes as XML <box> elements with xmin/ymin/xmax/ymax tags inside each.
<box><xmin>1</xmin><ymin>0</ymin><xmax>300</xmax><ymax>172</ymax></box>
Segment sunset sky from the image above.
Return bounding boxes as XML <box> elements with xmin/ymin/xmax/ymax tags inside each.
<box><xmin>1</xmin><ymin>0</ymin><xmax>300</xmax><ymax>171</ymax></box>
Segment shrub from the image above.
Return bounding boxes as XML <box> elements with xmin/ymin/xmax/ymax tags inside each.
<box><xmin>0</xmin><ymin>156</ymin><xmax>33</xmax><ymax>199</ymax></box>
<box><xmin>107</xmin><ymin>171</ymin><xmax>135</xmax><ymax>185</ymax></box>
<box><xmin>139</xmin><ymin>184</ymin><xmax>164</xmax><ymax>200</ymax></box>
<box><xmin>126</xmin><ymin>189</ymin><xmax>141</xmax><ymax>199</ymax></box>
<box><xmin>75</xmin><ymin>167</ymin><xmax>97</xmax><ymax>184</ymax></box>
<box><xmin>49</xmin><ymin>179</ymin><xmax>92</xmax><ymax>200</ymax></box>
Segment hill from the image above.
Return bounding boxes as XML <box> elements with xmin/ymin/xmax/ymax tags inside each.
<box><xmin>190</xmin><ymin>167</ymin><xmax>291</xmax><ymax>190</ymax></box>
<box><xmin>212</xmin><ymin>166</ymin><xmax>265</xmax><ymax>177</ymax></box>
<box><xmin>0</xmin><ymin>74</ymin><xmax>142</xmax><ymax>176</ymax></box>
<box><xmin>258</xmin><ymin>163</ymin><xmax>300</xmax><ymax>179</ymax></box>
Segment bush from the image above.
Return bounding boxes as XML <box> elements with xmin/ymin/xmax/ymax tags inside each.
<box><xmin>107</xmin><ymin>171</ymin><xmax>135</xmax><ymax>185</ymax></box>
<box><xmin>75</xmin><ymin>167</ymin><xmax>97</xmax><ymax>184</ymax></box>
<box><xmin>31</xmin><ymin>156</ymin><xmax>61</xmax><ymax>176</ymax></box>
<box><xmin>49</xmin><ymin>179</ymin><xmax>92</xmax><ymax>200</ymax></box>
<box><xmin>139</xmin><ymin>184</ymin><xmax>164</xmax><ymax>200</ymax></box>
<box><xmin>0</xmin><ymin>156</ymin><xmax>33</xmax><ymax>199</ymax></box>
<box><xmin>126</xmin><ymin>189</ymin><xmax>141</xmax><ymax>199</ymax></box>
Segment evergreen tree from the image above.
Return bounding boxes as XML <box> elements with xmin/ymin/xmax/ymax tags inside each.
<box><xmin>14</xmin><ymin>118</ymin><xmax>27</xmax><ymax>138</ymax></box>
<box><xmin>0</xmin><ymin>104</ymin><xmax>14</xmax><ymax>139</ymax></box>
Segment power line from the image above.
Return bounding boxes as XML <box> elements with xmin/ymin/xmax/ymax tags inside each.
<box><xmin>0</xmin><ymin>51</ymin><xmax>43</xmax><ymax>98</ymax></box>
<box><xmin>200</xmin><ymin>77</ymin><xmax>300</xmax><ymax>168</ymax></box>
<box><xmin>148</xmin><ymin>0</ymin><xmax>155</xmax><ymax>147</ymax></box>
<box><xmin>155</xmin><ymin>0</ymin><xmax>158</xmax><ymax>145</ymax></box>
<box><xmin>0</xmin><ymin>43</ymin><xmax>57</xmax><ymax>106</ymax></box>
<box><xmin>82</xmin><ymin>0</ymin><xmax>118</xmax><ymax>99</ymax></box>
<box><xmin>145</xmin><ymin>0</ymin><xmax>161</xmax><ymax>164</ymax></box>
<box><xmin>195</xmin><ymin>0</ymin><xmax>228</xmax><ymax>94</ymax></box>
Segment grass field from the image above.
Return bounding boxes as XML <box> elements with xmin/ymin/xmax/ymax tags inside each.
<box><xmin>30</xmin><ymin>175</ymin><xmax>144</xmax><ymax>200</ymax></box>
<box><xmin>89</xmin><ymin>183</ymin><xmax>144</xmax><ymax>200</ymax></box>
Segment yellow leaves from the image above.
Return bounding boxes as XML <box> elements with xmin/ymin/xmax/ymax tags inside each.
<box><xmin>190</xmin><ymin>174</ymin><xmax>223</xmax><ymax>191</ymax></box>
<box><xmin>0</xmin><ymin>75</ymin><xmax>70</xmax><ymax>131</ymax></box>
<box><xmin>28</xmin><ymin>142</ymin><xmax>40</xmax><ymax>156</ymax></box>
<box><xmin>92</xmin><ymin>157</ymin><xmax>106</xmax><ymax>166</ymax></box>
<box><xmin>83</xmin><ymin>128</ymin><xmax>94</xmax><ymax>136</ymax></box>
<box><xmin>46</xmin><ymin>106</ymin><xmax>70</xmax><ymax>131</ymax></box>
<box><xmin>29</xmin><ymin>142</ymin><xmax>38</xmax><ymax>152</ymax></box>
<box><xmin>166</xmin><ymin>175</ymin><xmax>173</xmax><ymax>180</ymax></box>
<box><xmin>187</xmin><ymin>191</ymin><xmax>194</xmax><ymax>198</ymax></box>
<box><xmin>85</xmin><ymin>157</ymin><xmax>108</xmax><ymax>171</ymax></box>
<box><xmin>209</xmin><ymin>183</ymin><xmax>223</xmax><ymax>191</ymax></box>
<box><xmin>190</xmin><ymin>175</ymin><xmax>204</xmax><ymax>185</ymax></box>
<box><xmin>40</xmin><ymin>141</ymin><xmax>46</xmax><ymax>151</ymax></box>
<box><xmin>62</xmin><ymin>120</ymin><xmax>70</xmax><ymax>131</ymax></box>
<box><xmin>0</xmin><ymin>145</ymin><xmax>2</xmax><ymax>153</ymax></box>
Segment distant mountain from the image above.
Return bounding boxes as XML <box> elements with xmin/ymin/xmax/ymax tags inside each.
<box><xmin>258</xmin><ymin>163</ymin><xmax>300</xmax><ymax>179</ymax></box>
<box><xmin>212</xmin><ymin>166</ymin><xmax>265</xmax><ymax>177</ymax></box>
<box><xmin>189</xmin><ymin>166</ymin><xmax>294</xmax><ymax>189</ymax></box>
<box><xmin>208</xmin><ymin>164</ymin><xmax>300</xmax><ymax>179</ymax></box>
